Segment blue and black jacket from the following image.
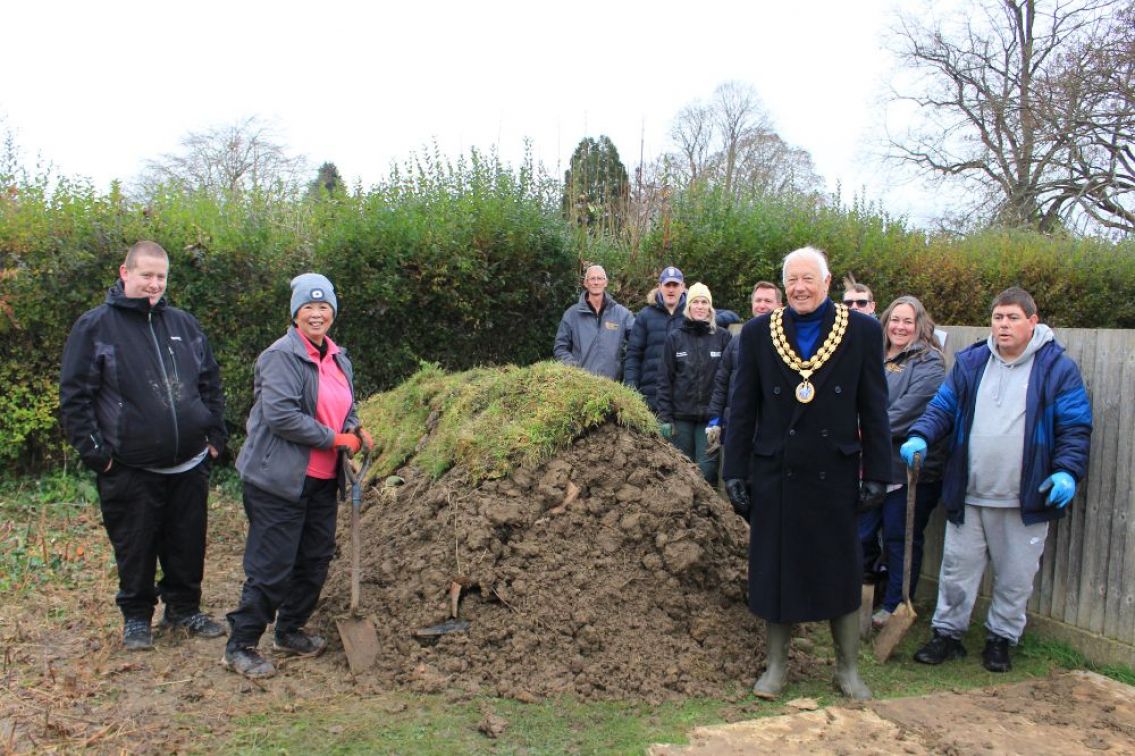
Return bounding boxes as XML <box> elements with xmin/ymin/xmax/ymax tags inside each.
<box><xmin>910</xmin><ymin>338</ymin><xmax>1092</xmax><ymax>525</ymax></box>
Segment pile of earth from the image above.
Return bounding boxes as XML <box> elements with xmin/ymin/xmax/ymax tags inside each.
<box><xmin>318</xmin><ymin>422</ymin><xmax>819</xmax><ymax>702</ymax></box>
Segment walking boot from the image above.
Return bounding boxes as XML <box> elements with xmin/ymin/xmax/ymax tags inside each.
<box><xmin>914</xmin><ymin>628</ymin><xmax>967</xmax><ymax>665</ymax></box>
<box><xmin>831</xmin><ymin>610</ymin><xmax>872</xmax><ymax>700</ymax></box>
<box><xmin>752</xmin><ymin>622</ymin><xmax>791</xmax><ymax>700</ymax></box>
<box><xmin>982</xmin><ymin>634</ymin><xmax>1012</xmax><ymax>672</ymax></box>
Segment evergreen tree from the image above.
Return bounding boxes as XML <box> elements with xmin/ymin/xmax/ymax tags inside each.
<box><xmin>307</xmin><ymin>161</ymin><xmax>345</xmax><ymax>199</ymax></box>
<box><xmin>562</xmin><ymin>136</ymin><xmax>629</xmax><ymax>233</ymax></box>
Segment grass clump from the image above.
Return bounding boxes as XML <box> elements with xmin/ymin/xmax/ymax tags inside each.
<box><xmin>357</xmin><ymin>361</ymin><xmax>659</xmax><ymax>483</ymax></box>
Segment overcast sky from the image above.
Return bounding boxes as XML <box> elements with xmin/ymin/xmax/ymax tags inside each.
<box><xmin>2</xmin><ymin>0</ymin><xmax>939</xmax><ymax>223</ymax></box>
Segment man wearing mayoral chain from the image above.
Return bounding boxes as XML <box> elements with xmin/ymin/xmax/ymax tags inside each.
<box><xmin>723</xmin><ymin>246</ymin><xmax>890</xmax><ymax>700</ymax></box>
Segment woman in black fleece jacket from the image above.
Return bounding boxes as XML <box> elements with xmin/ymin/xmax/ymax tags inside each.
<box><xmin>656</xmin><ymin>282</ymin><xmax>732</xmax><ymax>482</ymax></box>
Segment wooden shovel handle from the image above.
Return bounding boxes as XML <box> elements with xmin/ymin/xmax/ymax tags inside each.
<box><xmin>902</xmin><ymin>453</ymin><xmax>921</xmax><ymax>602</ymax></box>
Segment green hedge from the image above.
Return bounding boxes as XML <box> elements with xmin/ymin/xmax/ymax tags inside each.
<box><xmin>0</xmin><ymin>153</ymin><xmax>575</xmax><ymax>470</ymax></box>
<box><xmin>2</xmin><ymin>164</ymin><xmax>1132</xmax><ymax>472</ymax></box>
<box><xmin>627</xmin><ymin>187</ymin><xmax>1135</xmax><ymax>328</ymax></box>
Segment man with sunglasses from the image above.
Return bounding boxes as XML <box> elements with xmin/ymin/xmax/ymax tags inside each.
<box><xmin>842</xmin><ymin>278</ymin><xmax>876</xmax><ymax>317</ymax></box>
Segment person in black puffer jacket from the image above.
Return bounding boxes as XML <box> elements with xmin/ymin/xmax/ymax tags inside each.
<box><xmin>624</xmin><ymin>266</ymin><xmax>687</xmax><ymax>414</ymax></box>
<box><xmin>656</xmin><ymin>282</ymin><xmax>732</xmax><ymax>482</ymax></box>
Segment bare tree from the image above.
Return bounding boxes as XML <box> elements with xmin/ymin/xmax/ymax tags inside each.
<box><xmin>727</xmin><ymin>131</ymin><xmax>824</xmax><ymax>199</ymax></box>
<box><xmin>712</xmin><ymin>81</ymin><xmax>773</xmax><ymax>199</ymax></box>
<box><xmin>138</xmin><ymin>116</ymin><xmax>307</xmax><ymax>199</ymax></box>
<box><xmin>670</xmin><ymin>102</ymin><xmax>714</xmax><ymax>185</ymax></box>
<box><xmin>1044</xmin><ymin>4</ymin><xmax>1135</xmax><ymax>232</ymax></box>
<box><xmin>666</xmin><ymin>82</ymin><xmax>821</xmax><ymax>201</ymax></box>
<box><xmin>886</xmin><ymin>0</ymin><xmax>1133</xmax><ymax>234</ymax></box>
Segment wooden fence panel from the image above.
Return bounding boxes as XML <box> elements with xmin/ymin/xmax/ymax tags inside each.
<box><xmin>1076</xmin><ymin>329</ymin><xmax>1107</xmax><ymax>634</ymax></box>
<box><xmin>1111</xmin><ymin>340</ymin><xmax>1135</xmax><ymax>643</ymax></box>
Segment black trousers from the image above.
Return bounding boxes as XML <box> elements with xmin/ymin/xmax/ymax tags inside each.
<box><xmin>226</xmin><ymin>477</ymin><xmax>338</xmax><ymax>649</ymax></box>
<box><xmin>97</xmin><ymin>459</ymin><xmax>211</xmax><ymax>620</ymax></box>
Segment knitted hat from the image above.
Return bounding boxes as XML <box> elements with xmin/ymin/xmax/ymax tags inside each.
<box><xmin>687</xmin><ymin>282</ymin><xmax>712</xmax><ymax>305</ymax></box>
<box><xmin>290</xmin><ymin>273</ymin><xmax>338</xmax><ymax>318</ymax></box>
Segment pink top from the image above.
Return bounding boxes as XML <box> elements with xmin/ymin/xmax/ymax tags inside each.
<box><xmin>299</xmin><ymin>333</ymin><xmax>354</xmax><ymax>480</ymax></box>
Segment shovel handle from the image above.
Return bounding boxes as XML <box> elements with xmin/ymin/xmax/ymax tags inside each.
<box><xmin>341</xmin><ymin>451</ymin><xmax>368</xmax><ymax>614</ymax></box>
<box><xmin>350</xmin><ymin>492</ymin><xmax>361</xmax><ymax>612</ymax></box>
<box><xmin>901</xmin><ymin>453</ymin><xmax>921</xmax><ymax>603</ymax></box>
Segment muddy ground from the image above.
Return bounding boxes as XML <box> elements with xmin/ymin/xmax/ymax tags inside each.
<box><xmin>652</xmin><ymin>671</ymin><xmax>1135</xmax><ymax>754</ymax></box>
<box><xmin>2</xmin><ymin>423</ymin><xmax>1132</xmax><ymax>753</ymax></box>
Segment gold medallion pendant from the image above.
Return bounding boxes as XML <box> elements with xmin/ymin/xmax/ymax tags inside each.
<box><xmin>770</xmin><ymin>304</ymin><xmax>849</xmax><ymax>404</ymax></box>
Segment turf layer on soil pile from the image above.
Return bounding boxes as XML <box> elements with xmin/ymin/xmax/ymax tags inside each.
<box><xmin>356</xmin><ymin>360</ymin><xmax>661</xmax><ymax>482</ymax></box>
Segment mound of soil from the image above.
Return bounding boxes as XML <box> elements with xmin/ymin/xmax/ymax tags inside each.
<box><xmin>320</xmin><ymin>423</ymin><xmax>813</xmax><ymax>702</ymax></box>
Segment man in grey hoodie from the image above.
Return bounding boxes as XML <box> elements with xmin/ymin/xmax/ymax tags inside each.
<box><xmin>553</xmin><ymin>265</ymin><xmax>635</xmax><ymax>381</ymax></box>
<box><xmin>900</xmin><ymin>287</ymin><xmax>1092</xmax><ymax>673</ymax></box>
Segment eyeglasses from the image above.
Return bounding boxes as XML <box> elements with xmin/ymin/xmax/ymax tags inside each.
<box><xmin>843</xmin><ymin>299</ymin><xmax>871</xmax><ymax>308</ymax></box>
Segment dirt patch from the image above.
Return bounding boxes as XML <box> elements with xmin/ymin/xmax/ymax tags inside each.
<box><xmin>318</xmin><ymin>423</ymin><xmax>800</xmax><ymax>701</ymax></box>
<box><xmin>652</xmin><ymin>671</ymin><xmax>1135</xmax><ymax>754</ymax></box>
<box><xmin>5</xmin><ymin>421</ymin><xmax>1131</xmax><ymax>752</ymax></box>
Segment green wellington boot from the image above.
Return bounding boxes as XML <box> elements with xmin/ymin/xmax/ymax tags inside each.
<box><xmin>831</xmin><ymin>610</ymin><xmax>872</xmax><ymax>700</ymax></box>
<box><xmin>752</xmin><ymin>621</ymin><xmax>791</xmax><ymax>700</ymax></box>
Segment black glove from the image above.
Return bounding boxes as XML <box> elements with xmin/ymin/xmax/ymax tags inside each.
<box><xmin>725</xmin><ymin>479</ymin><xmax>751</xmax><ymax>520</ymax></box>
<box><xmin>857</xmin><ymin>480</ymin><xmax>887</xmax><ymax>512</ymax></box>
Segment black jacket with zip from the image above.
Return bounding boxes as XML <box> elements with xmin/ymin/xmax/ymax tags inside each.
<box><xmin>59</xmin><ymin>281</ymin><xmax>226</xmax><ymax>472</ymax></box>
<box><xmin>656</xmin><ymin>317</ymin><xmax>732</xmax><ymax>423</ymax></box>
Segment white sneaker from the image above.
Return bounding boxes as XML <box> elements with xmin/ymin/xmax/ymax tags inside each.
<box><xmin>871</xmin><ymin>608</ymin><xmax>892</xmax><ymax>630</ymax></box>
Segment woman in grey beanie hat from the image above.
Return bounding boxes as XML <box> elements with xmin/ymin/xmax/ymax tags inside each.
<box><xmin>224</xmin><ymin>271</ymin><xmax>373</xmax><ymax>679</ymax></box>
<box><xmin>289</xmin><ymin>273</ymin><xmax>338</xmax><ymax>319</ymax></box>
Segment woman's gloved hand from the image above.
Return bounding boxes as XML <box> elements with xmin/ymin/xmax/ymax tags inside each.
<box><xmin>334</xmin><ymin>433</ymin><xmax>362</xmax><ymax>456</ymax></box>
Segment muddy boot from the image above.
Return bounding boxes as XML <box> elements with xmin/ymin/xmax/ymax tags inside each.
<box><xmin>831</xmin><ymin>610</ymin><xmax>872</xmax><ymax>700</ymax></box>
<box><xmin>752</xmin><ymin>622</ymin><xmax>791</xmax><ymax>700</ymax></box>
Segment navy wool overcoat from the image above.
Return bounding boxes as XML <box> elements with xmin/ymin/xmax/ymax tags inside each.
<box><xmin>723</xmin><ymin>302</ymin><xmax>890</xmax><ymax>623</ymax></box>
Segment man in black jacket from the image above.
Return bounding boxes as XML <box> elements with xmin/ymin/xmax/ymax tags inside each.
<box><xmin>723</xmin><ymin>247</ymin><xmax>889</xmax><ymax>701</ymax></box>
<box><xmin>60</xmin><ymin>241</ymin><xmax>228</xmax><ymax>650</ymax></box>
<box><xmin>623</xmin><ymin>266</ymin><xmax>687</xmax><ymax>415</ymax></box>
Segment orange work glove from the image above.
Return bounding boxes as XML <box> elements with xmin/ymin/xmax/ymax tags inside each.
<box><xmin>333</xmin><ymin>433</ymin><xmax>362</xmax><ymax>456</ymax></box>
<box><xmin>357</xmin><ymin>428</ymin><xmax>375</xmax><ymax>452</ymax></box>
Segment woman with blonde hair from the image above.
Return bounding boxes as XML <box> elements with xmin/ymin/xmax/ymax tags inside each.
<box><xmin>656</xmin><ymin>282</ymin><xmax>732</xmax><ymax>482</ymax></box>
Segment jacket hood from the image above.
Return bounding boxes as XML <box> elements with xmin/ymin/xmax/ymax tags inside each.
<box><xmin>987</xmin><ymin>322</ymin><xmax>1054</xmax><ymax>366</ymax></box>
<box><xmin>888</xmin><ymin>338</ymin><xmax>936</xmax><ymax>363</ymax></box>
<box><xmin>106</xmin><ymin>279</ymin><xmax>166</xmax><ymax>314</ymax></box>
<box><xmin>681</xmin><ymin>316</ymin><xmax>713</xmax><ymax>333</ymax></box>
<box><xmin>578</xmin><ymin>290</ymin><xmax>619</xmax><ymax>310</ymax></box>
<box><xmin>715</xmin><ymin>309</ymin><xmax>742</xmax><ymax>328</ymax></box>
<box><xmin>651</xmin><ymin>288</ymin><xmax>687</xmax><ymax>313</ymax></box>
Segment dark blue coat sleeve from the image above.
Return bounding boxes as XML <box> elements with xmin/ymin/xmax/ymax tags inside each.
<box><xmin>707</xmin><ymin>337</ymin><xmax>736</xmax><ymax>421</ymax></box>
<box><xmin>722</xmin><ymin>320</ymin><xmax>760</xmax><ymax>481</ymax></box>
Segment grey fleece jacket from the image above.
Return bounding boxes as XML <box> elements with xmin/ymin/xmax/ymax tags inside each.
<box><xmin>553</xmin><ymin>291</ymin><xmax>635</xmax><ymax>380</ymax></box>
<box><xmin>236</xmin><ymin>327</ymin><xmax>360</xmax><ymax>502</ymax></box>
<box><xmin>966</xmin><ymin>324</ymin><xmax>1054</xmax><ymax>507</ymax></box>
<box><xmin>884</xmin><ymin>341</ymin><xmax>947</xmax><ymax>484</ymax></box>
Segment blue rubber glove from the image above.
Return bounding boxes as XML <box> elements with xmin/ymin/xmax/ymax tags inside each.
<box><xmin>900</xmin><ymin>436</ymin><xmax>928</xmax><ymax>468</ymax></box>
<box><xmin>659</xmin><ymin>422</ymin><xmax>674</xmax><ymax>440</ymax></box>
<box><xmin>1039</xmin><ymin>471</ymin><xmax>1076</xmax><ymax>508</ymax></box>
<box><xmin>707</xmin><ymin>417</ymin><xmax>721</xmax><ymax>428</ymax></box>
